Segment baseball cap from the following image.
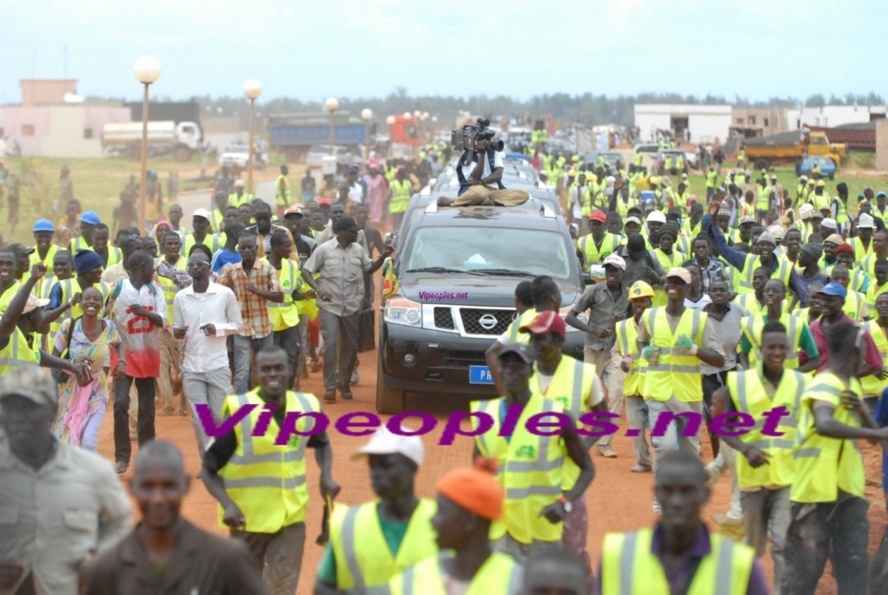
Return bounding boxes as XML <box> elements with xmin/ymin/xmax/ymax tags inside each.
<box><xmin>799</xmin><ymin>175</ymin><xmax>808</xmax><ymax>181</ymax></box>
<box><xmin>332</xmin><ymin>216</ymin><xmax>361</xmax><ymax>234</ymax></box>
<box><xmin>347</xmin><ymin>164</ymin><xmax>360</xmax><ymax>174</ymax></box>
<box><xmin>283</xmin><ymin>205</ymin><xmax>304</xmax><ymax>217</ymax></box>
<box><xmin>352</xmin><ymin>425</ymin><xmax>424</xmax><ymax>466</ymax></box>
<box><xmin>193</xmin><ymin>208</ymin><xmax>212</xmax><ymax>221</ymax></box>
<box><xmin>628</xmin><ymin>281</ymin><xmax>655</xmax><ymax>299</ymax></box>
<box><xmin>799</xmin><ymin>204</ymin><xmax>813</xmax><ymax>219</ymax></box>
<box><xmin>811</xmin><ymin>210</ymin><xmax>824</xmax><ymax>220</ymax></box>
<box><xmin>767</xmin><ymin>225</ymin><xmax>785</xmax><ymax>241</ymax></box>
<box><xmin>821</xmin><ymin>218</ymin><xmax>838</xmax><ymax>230</ymax></box>
<box><xmin>32</xmin><ymin>219</ymin><xmax>55</xmax><ymax>233</ymax></box>
<box><xmin>647</xmin><ymin>211</ymin><xmax>666</xmax><ymax>224</ymax></box>
<box><xmin>22</xmin><ymin>293</ymin><xmax>50</xmax><ymax>314</ymax></box>
<box><xmin>80</xmin><ymin>211</ymin><xmax>100</xmax><ymax>225</ymax></box>
<box><xmin>498</xmin><ymin>343</ymin><xmax>535</xmax><ymax>364</ymax></box>
<box><xmin>625</xmin><ymin>216</ymin><xmax>642</xmax><ymax>226</ymax></box>
<box><xmin>756</xmin><ymin>232</ymin><xmax>776</xmax><ymax>246</ymax></box>
<box><xmin>317</xmin><ymin>197</ymin><xmax>332</xmax><ymax>207</ymax></box>
<box><xmin>436</xmin><ymin>460</ymin><xmax>504</xmax><ymax>521</ymax></box>
<box><xmin>234</xmin><ymin>179</ymin><xmax>245</xmax><ymax>188</ymax></box>
<box><xmin>626</xmin><ymin>233</ymin><xmax>648</xmax><ymax>259</ymax></box>
<box><xmin>878</xmin><ymin>191</ymin><xmax>887</xmax><ymax>198</ymax></box>
<box><xmin>739</xmin><ymin>216</ymin><xmax>755</xmax><ymax>226</ymax></box>
<box><xmin>717</xmin><ymin>207</ymin><xmax>731</xmax><ymax>217</ymax></box>
<box><xmin>858</xmin><ymin>213</ymin><xmax>875</xmax><ymax>229</ymax></box>
<box><xmin>0</xmin><ymin>365</ymin><xmax>58</xmax><ymax>409</ymax></box>
<box><xmin>824</xmin><ymin>233</ymin><xmax>844</xmax><ymax>246</ymax></box>
<box><xmin>602</xmin><ymin>254</ymin><xmax>626</xmax><ymax>271</ymax></box>
<box><xmin>8</xmin><ymin>243</ymin><xmax>35</xmax><ymax>255</ymax></box>
<box><xmin>589</xmin><ymin>210</ymin><xmax>607</xmax><ymax>223</ymax></box>
<box><xmin>519</xmin><ymin>310</ymin><xmax>566</xmax><ymax>338</ymax></box>
<box><xmin>666</xmin><ymin>267</ymin><xmax>692</xmax><ymax>284</ymax></box>
<box><xmin>818</xmin><ymin>282</ymin><xmax>847</xmax><ymax>299</ymax></box>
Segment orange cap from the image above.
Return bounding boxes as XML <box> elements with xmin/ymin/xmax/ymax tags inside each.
<box><xmin>436</xmin><ymin>458</ymin><xmax>503</xmax><ymax>520</ymax></box>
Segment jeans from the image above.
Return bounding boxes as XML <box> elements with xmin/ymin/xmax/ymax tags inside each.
<box><xmin>80</xmin><ymin>401</ymin><xmax>106</xmax><ymax>453</ymax></box>
<box><xmin>584</xmin><ymin>347</ymin><xmax>624</xmax><ymax>450</ymax></box>
<box><xmin>232</xmin><ymin>522</ymin><xmax>306</xmax><ymax>595</ymax></box>
<box><xmin>157</xmin><ymin>329</ymin><xmax>183</xmax><ymax>411</ymax></box>
<box><xmin>782</xmin><ymin>496</ymin><xmax>870</xmax><ymax>595</ymax></box>
<box><xmin>741</xmin><ymin>487</ymin><xmax>791</xmax><ymax>594</ymax></box>
<box><xmin>645</xmin><ymin>397</ymin><xmax>702</xmax><ymax>467</ymax></box>
<box><xmin>273</xmin><ymin>325</ymin><xmax>301</xmax><ymax>390</ymax></box>
<box><xmin>562</xmin><ymin>492</ymin><xmax>591</xmax><ymax>576</ymax></box>
<box><xmin>232</xmin><ymin>334</ymin><xmax>273</xmax><ymax>394</ymax></box>
<box><xmin>625</xmin><ymin>395</ymin><xmax>652</xmax><ymax>467</ymax></box>
<box><xmin>113</xmin><ymin>376</ymin><xmax>156</xmax><ymax>464</ymax></box>
<box><xmin>492</xmin><ymin>533</ymin><xmax>562</xmax><ymax>567</ymax></box>
<box><xmin>702</xmin><ymin>370</ymin><xmax>729</xmax><ymax>458</ymax></box>
<box><xmin>319</xmin><ymin>309</ymin><xmax>359</xmax><ymax>394</ymax></box>
<box><xmin>182</xmin><ymin>367</ymin><xmax>231</xmax><ymax>460</ymax></box>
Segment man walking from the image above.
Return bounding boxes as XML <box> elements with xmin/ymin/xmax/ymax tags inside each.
<box><xmin>301</xmin><ymin>216</ymin><xmax>391</xmax><ymax>402</ymax></box>
<box><xmin>108</xmin><ymin>250</ymin><xmax>166</xmax><ymax>474</ymax></box>
<box><xmin>173</xmin><ymin>250</ymin><xmax>243</xmax><ymax>460</ymax></box>
<box><xmin>201</xmin><ymin>345</ymin><xmax>339</xmax><ymax>595</ymax></box>
<box><xmin>217</xmin><ymin>233</ymin><xmax>283</xmax><ymax>394</ymax></box>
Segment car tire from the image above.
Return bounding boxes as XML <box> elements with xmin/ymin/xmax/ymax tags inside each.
<box><xmin>375</xmin><ymin>346</ymin><xmax>405</xmax><ymax>414</ymax></box>
<box><xmin>829</xmin><ymin>173</ymin><xmax>835</xmax><ymax>180</ymax></box>
<box><xmin>754</xmin><ymin>158</ymin><xmax>770</xmax><ymax>171</ymax></box>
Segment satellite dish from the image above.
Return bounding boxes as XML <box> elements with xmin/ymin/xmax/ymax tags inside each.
<box><xmin>63</xmin><ymin>93</ymin><xmax>84</xmax><ymax>103</ymax></box>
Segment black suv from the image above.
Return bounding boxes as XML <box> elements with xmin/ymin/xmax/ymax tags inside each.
<box><xmin>376</xmin><ymin>199</ymin><xmax>587</xmax><ymax>413</ymax></box>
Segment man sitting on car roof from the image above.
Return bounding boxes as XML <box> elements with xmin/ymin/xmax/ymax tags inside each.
<box><xmin>439</xmin><ymin>136</ymin><xmax>529</xmax><ymax>208</ymax></box>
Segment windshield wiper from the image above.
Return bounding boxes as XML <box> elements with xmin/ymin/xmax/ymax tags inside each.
<box><xmin>471</xmin><ymin>268</ymin><xmax>536</xmax><ymax>277</ymax></box>
<box><xmin>405</xmin><ymin>267</ymin><xmax>483</xmax><ymax>275</ymax></box>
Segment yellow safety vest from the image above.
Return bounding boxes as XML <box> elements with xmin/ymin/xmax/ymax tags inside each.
<box><xmin>502</xmin><ymin>308</ymin><xmax>537</xmax><ymax>345</ymax></box>
<box><xmin>652</xmin><ymin>250</ymin><xmax>684</xmax><ymax>307</ymax></box>
<box><xmin>30</xmin><ymin>244</ymin><xmax>59</xmax><ymax>276</ymax></box>
<box><xmin>756</xmin><ymin>185</ymin><xmax>771</xmax><ymax>211</ymax></box>
<box><xmin>866</xmin><ymin>281</ymin><xmax>888</xmax><ymax>309</ymax></box>
<box><xmin>614</xmin><ymin>196</ymin><xmax>638</xmax><ymax>219</ymax></box>
<box><xmin>264</xmin><ymin>258</ymin><xmax>301</xmax><ymax>331</ymax></box>
<box><xmin>217</xmin><ymin>389</ymin><xmax>320</xmax><ymax>533</ymax></box>
<box><xmin>862</xmin><ymin>320</ymin><xmax>888</xmax><ymax>397</ymax></box>
<box><xmin>734</xmin><ymin>254</ymin><xmax>792</xmax><ymax>295</ymax></box>
<box><xmin>228</xmin><ymin>192</ymin><xmax>254</xmax><ymax>208</ymax></box>
<box><xmin>860</xmin><ymin>252</ymin><xmax>888</xmax><ymax>279</ymax></box>
<box><xmin>791</xmin><ymin>372</ymin><xmax>866</xmax><ymax>503</ymax></box>
<box><xmin>0</xmin><ymin>327</ymin><xmax>40</xmax><ymax>376</ymax></box>
<box><xmin>68</xmin><ymin>236</ymin><xmax>93</xmax><ymax>253</ymax></box>
<box><xmin>850</xmin><ymin>237</ymin><xmax>872</xmax><ymax>262</ymax></box>
<box><xmin>275</xmin><ymin>175</ymin><xmax>291</xmax><ymax>207</ymax></box>
<box><xmin>842</xmin><ymin>289</ymin><xmax>867</xmax><ymax>321</ymax></box>
<box><xmin>727</xmin><ymin>366</ymin><xmax>805</xmax><ymax>489</ymax></box>
<box><xmin>601</xmin><ymin>528</ymin><xmax>754</xmax><ymax>595</ymax></box>
<box><xmin>615</xmin><ymin>317</ymin><xmax>645</xmax><ymax>397</ymax></box>
<box><xmin>47</xmin><ymin>278</ymin><xmax>76</xmax><ymax>335</ymax></box>
<box><xmin>741</xmin><ymin>312</ymin><xmax>805</xmax><ymax>369</ymax></box>
<box><xmin>389</xmin><ymin>551</ymin><xmax>522</xmax><ymax>595</ymax></box>
<box><xmin>182</xmin><ymin>233</ymin><xmax>222</xmax><ymax>257</ymax></box>
<box><xmin>0</xmin><ymin>281</ymin><xmax>24</xmax><ymax>315</ymax></box>
<box><xmin>470</xmin><ymin>395</ymin><xmax>569</xmax><ymax>544</ymax></box>
<box><xmin>577</xmin><ymin>233</ymin><xmax>622</xmax><ymax>267</ymax></box>
<box><xmin>65</xmin><ymin>280</ymin><xmax>110</xmax><ymax>324</ymax></box>
<box><xmin>103</xmin><ymin>246</ymin><xmax>123</xmax><ymax>269</ymax></box>
<box><xmin>157</xmin><ymin>256</ymin><xmax>187</xmax><ymax>323</ymax></box>
<box><xmin>330</xmin><ymin>499</ymin><xmax>438</xmax><ymax>591</ymax></box>
<box><xmin>642</xmin><ymin>307</ymin><xmax>707</xmax><ymax>402</ymax></box>
<box><xmin>389</xmin><ymin>180</ymin><xmax>412</xmax><ymax>214</ymax></box>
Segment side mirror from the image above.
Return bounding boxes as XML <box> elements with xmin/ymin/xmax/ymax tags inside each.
<box><xmin>569</xmin><ymin>223</ymin><xmax>579</xmax><ymax>240</ymax></box>
<box><xmin>384</xmin><ymin>232</ymin><xmax>393</xmax><ymax>246</ymax></box>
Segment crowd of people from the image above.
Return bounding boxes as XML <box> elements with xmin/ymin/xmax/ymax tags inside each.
<box><xmin>1</xmin><ymin>142</ymin><xmax>888</xmax><ymax>595</ymax></box>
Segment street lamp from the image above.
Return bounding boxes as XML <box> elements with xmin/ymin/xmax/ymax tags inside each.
<box><xmin>386</xmin><ymin>115</ymin><xmax>396</xmax><ymax>127</ymax></box>
<box><xmin>133</xmin><ymin>55</ymin><xmax>161</xmax><ymax>234</ymax></box>
<box><xmin>325</xmin><ymin>97</ymin><xmax>340</xmax><ymax>156</ymax></box>
<box><xmin>243</xmin><ymin>79</ymin><xmax>263</xmax><ymax>196</ymax></box>
<box><xmin>420</xmin><ymin>112</ymin><xmax>429</xmax><ymax>143</ymax></box>
<box><xmin>361</xmin><ymin>108</ymin><xmax>373</xmax><ymax>161</ymax></box>
<box><xmin>403</xmin><ymin>111</ymin><xmax>412</xmax><ymax>120</ymax></box>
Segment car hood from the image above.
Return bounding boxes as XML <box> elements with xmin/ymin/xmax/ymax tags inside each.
<box><xmin>398</xmin><ymin>274</ymin><xmax>582</xmax><ymax>307</ymax></box>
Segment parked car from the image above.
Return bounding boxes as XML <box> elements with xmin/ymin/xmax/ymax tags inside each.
<box><xmin>305</xmin><ymin>144</ymin><xmax>361</xmax><ymax>169</ymax></box>
<box><xmin>376</xmin><ymin>199</ymin><xmax>586</xmax><ymax>413</ymax></box>
<box><xmin>218</xmin><ymin>143</ymin><xmax>266</xmax><ymax>171</ymax></box>
<box><xmin>656</xmin><ymin>149</ymin><xmax>691</xmax><ymax>175</ymax></box>
<box><xmin>796</xmin><ymin>156</ymin><xmax>837</xmax><ymax>180</ymax></box>
<box><xmin>586</xmin><ymin>151</ymin><xmax>625</xmax><ymax>169</ymax></box>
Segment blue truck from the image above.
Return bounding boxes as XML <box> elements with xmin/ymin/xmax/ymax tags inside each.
<box><xmin>268</xmin><ymin>113</ymin><xmax>366</xmax><ymax>159</ymax></box>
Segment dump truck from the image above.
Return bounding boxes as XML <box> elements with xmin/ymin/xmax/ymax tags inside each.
<box><xmin>102</xmin><ymin>120</ymin><xmax>203</xmax><ymax>162</ymax></box>
<box><xmin>742</xmin><ymin>130</ymin><xmax>846</xmax><ymax>171</ymax></box>
<box><xmin>268</xmin><ymin>113</ymin><xmax>366</xmax><ymax>160</ymax></box>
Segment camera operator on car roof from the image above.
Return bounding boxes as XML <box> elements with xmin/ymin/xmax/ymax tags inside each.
<box><xmin>456</xmin><ymin>134</ymin><xmax>505</xmax><ymax>196</ymax></box>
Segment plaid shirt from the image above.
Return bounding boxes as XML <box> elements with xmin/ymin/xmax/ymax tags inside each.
<box><xmin>217</xmin><ymin>259</ymin><xmax>282</xmax><ymax>338</ymax></box>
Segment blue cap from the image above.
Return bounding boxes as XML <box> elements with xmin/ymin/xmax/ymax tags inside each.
<box><xmin>818</xmin><ymin>282</ymin><xmax>847</xmax><ymax>299</ymax></box>
<box><xmin>32</xmin><ymin>219</ymin><xmax>55</xmax><ymax>233</ymax></box>
<box><xmin>80</xmin><ymin>211</ymin><xmax>100</xmax><ymax>225</ymax></box>
<box><xmin>878</xmin><ymin>191</ymin><xmax>887</xmax><ymax>199</ymax></box>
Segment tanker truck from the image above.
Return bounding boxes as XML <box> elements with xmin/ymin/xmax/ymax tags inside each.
<box><xmin>102</xmin><ymin>120</ymin><xmax>203</xmax><ymax>162</ymax></box>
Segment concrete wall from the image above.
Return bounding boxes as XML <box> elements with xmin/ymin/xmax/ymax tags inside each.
<box><xmin>20</xmin><ymin>79</ymin><xmax>77</xmax><ymax>107</ymax></box>
<box><xmin>785</xmin><ymin>106</ymin><xmax>887</xmax><ymax>130</ymax></box>
<box><xmin>0</xmin><ymin>104</ymin><xmax>130</xmax><ymax>158</ymax></box>
<box><xmin>634</xmin><ymin>104</ymin><xmax>732</xmax><ymax>145</ymax></box>
<box><xmin>877</xmin><ymin>120</ymin><xmax>888</xmax><ymax>171</ymax></box>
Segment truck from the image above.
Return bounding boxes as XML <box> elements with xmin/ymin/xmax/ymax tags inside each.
<box><xmin>268</xmin><ymin>113</ymin><xmax>366</xmax><ymax>160</ymax></box>
<box><xmin>810</xmin><ymin>124</ymin><xmax>876</xmax><ymax>152</ymax></box>
<box><xmin>101</xmin><ymin>120</ymin><xmax>203</xmax><ymax>162</ymax></box>
<box><xmin>742</xmin><ymin>130</ymin><xmax>847</xmax><ymax>171</ymax></box>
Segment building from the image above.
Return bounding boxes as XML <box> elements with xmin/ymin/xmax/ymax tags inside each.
<box><xmin>728</xmin><ymin>107</ymin><xmax>788</xmax><ymax>139</ymax></box>
<box><xmin>785</xmin><ymin>106</ymin><xmax>887</xmax><ymax>130</ymax></box>
<box><xmin>0</xmin><ymin>79</ymin><xmax>131</xmax><ymax>158</ymax></box>
<box><xmin>633</xmin><ymin>105</ymin><xmax>732</xmax><ymax>145</ymax></box>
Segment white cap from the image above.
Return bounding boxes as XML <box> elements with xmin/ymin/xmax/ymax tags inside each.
<box><xmin>646</xmin><ymin>211</ymin><xmax>666</xmax><ymax>224</ymax></box>
<box><xmin>352</xmin><ymin>425</ymin><xmax>424</xmax><ymax>466</ymax></box>
<box><xmin>681</xmin><ymin>173</ymin><xmax>688</xmax><ymax>179</ymax></box>
<box><xmin>767</xmin><ymin>225</ymin><xmax>785</xmax><ymax>240</ymax></box>
<box><xmin>799</xmin><ymin>204</ymin><xmax>813</xmax><ymax>219</ymax></box>
<box><xmin>625</xmin><ymin>216</ymin><xmax>642</xmax><ymax>226</ymax></box>
<box><xmin>22</xmin><ymin>294</ymin><xmax>50</xmax><ymax>314</ymax></box>
<box><xmin>821</xmin><ymin>218</ymin><xmax>837</xmax><ymax>230</ymax></box>
<box><xmin>235</xmin><ymin>179</ymin><xmax>245</xmax><ymax>188</ymax></box>
<box><xmin>602</xmin><ymin>254</ymin><xmax>626</xmax><ymax>271</ymax></box>
<box><xmin>193</xmin><ymin>208</ymin><xmax>212</xmax><ymax>221</ymax></box>
<box><xmin>858</xmin><ymin>213</ymin><xmax>875</xmax><ymax>229</ymax></box>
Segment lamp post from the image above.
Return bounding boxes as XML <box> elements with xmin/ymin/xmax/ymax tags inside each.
<box><xmin>325</xmin><ymin>97</ymin><xmax>339</xmax><ymax>156</ymax></box>
<box><xmin>421</xmin><ymin>112</ymin><xmax>429</xmax><ymax>144</ymax></box>
<box><xmin>133</xmin><ymin>56</ymin><xmax>161</xmax><ymax>234</ymax></box>
<box><xmin>361</xmin><ymin>108</ymin><xmax>373</xmax><ymax>162</ymax></box>
<box><xmin>243</xmin><ymin>79</ymin><xmax>263</xmax><ymax>196</ymax></box>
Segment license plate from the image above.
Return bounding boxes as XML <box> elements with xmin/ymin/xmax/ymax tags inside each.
<box><xmin>469</xmin><ymin>365</ymin><xmax>494</xmax><ymax>385</ymax></box>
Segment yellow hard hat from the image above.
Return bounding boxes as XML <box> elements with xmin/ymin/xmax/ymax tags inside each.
<box><xmin>628</xmin><ymin>281</ymin><xmax>655</xmax><ymax>299</ymax></box>
<box><xmin>571</xmin><ymin>155</ymin><xmax>580</xmax><ymax>162</ymax></box>
<box><xmin>568</xmin><ymin>169</ymin><xmax>577</xmax><ymax>176</ymax></box>
<box><xmin>807</xmin><ymin>179</ymin><xmax>816</xmax><ymax>186</ymax></box>
<box><xmin>816</xmin><ymin>180</ymin><xmax>826</xmax><ymax>187</ymax></box>
<box><xmin>649</xmin><ymin>176</ymin><xmax>660</xmax><ymax>185</ymax></box>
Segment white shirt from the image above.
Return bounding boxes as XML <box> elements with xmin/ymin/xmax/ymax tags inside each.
<box><xmin>348</xmin><ymin>182</ymin><xmax>364</xmax><ymax>204</ymax></box>
<box><xmin>110</xmin><ymin>279</ymin><xmax>167</xmax><ymax>378</ymax></box>
<box><xmin>173</xmin><ymin>281</ymin><xmax>243</xmax><ymax>374</ymax></box>
<box><xmin>459</xmin><ymin>150</ymin><xmax>504</xmax><ymax>183</ymax></box>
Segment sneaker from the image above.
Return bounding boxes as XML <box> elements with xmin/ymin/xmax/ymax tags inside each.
<box><xmin>350</xmin><ymin>370</ymin><xmax>359</xmax><ymax>385</ymax></box>
<box><xmin>156</xmin><ymin>407</ymin><xmax>175</xmax><ymax>417</ymax></box>
<box><xmin>630</xmin><ymin>464</ymin><xmax>652</xmax><ymax>473</ymax></box>
<box><xmin>653</xmin><ymin>500</ymin><xmax>661</xmax><ymax>515</ymax></box>
<box><xmin>115</xmin><ymin>461</ymin><xmax>128</xmax><ymax>475</ymax></box>
<box><xmin>704</xmin><ymin>462</ymin><xmax>722</xmax><ymax>486</ymax></box>
<box><xmin>340</xmin><ymin>390</ymin><xmax>354</xmax><ymax>401</ymax></box>
<box><xmin>323</xmin><ymin>391</ymin><xmax>336</xmax><ymax>403</ymax></box>
<box><xmin>597</xmin><ymin>446</ymin><xmax>617</xmax><ymax>458</ymax></box>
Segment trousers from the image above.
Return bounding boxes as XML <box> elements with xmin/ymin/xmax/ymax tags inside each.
<box><xmin>625</xmin><ymin>395</ymin><xmax>652</xmax><ymax>467</ymax></box>
<box><xmin>584</xmin><ymin>347</ymin><xmax>624</xmax><ymax>449</ymax></box>
<box><xmin>113</xmin><ymin>376</ymin><xmax>156</xmax><ymax>464</ymax></box>
<box><xmin>232</xmin><ymin>522</ymin><xmax>306</xmax><ymax>595</ymax></box>
<box><xmin>182</xmin><ymin>367</ymin><xmax>231</xmax><ymax>460</ymax></box>
<box><xmin>645</xmin><ymin>397</ymin><xmax>702</xmax><ymax>467</ymax></box>
<box><xmin>319</xmin><ymin>309</ymin><xmax>359</xmax><ymax>394</ymax></box>
<box><xmin>741</xmin><ymin>487</ymin><xmax>791</xmax><ymax>594</ymax></box>
<box><xmin>232</xmin><ymin>333</ymin><xmax>273</xmax><ymax>394</ymax></box>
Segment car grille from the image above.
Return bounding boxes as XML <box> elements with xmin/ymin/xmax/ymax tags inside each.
<box><xmin>459</xmin><ymin>308</ymin><xmax>515</xmax><ymax>336</ymax></box>
<box><xmin>441</xmin><ymin>350</ymin><xmax>488</xmax><ymax>367</ymax></box>
<box><xmin>433</xmin><ymin>307</ymin><xmax>454</xmax><ymax>330</ymax></box>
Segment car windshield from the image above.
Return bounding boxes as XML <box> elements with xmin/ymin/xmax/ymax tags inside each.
<box><xmin>405</xmin><ymin>226</ymin><xmax>573</xmax><ymax>280</ymax></box>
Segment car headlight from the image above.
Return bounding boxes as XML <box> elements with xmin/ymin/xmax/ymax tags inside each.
<box><xmin>385</xmin><ymin>297</ymin><xmax>422</xmax><ymax>327</ymax></box>
<box><xmin>560</xmin><ymin>305</ymin><xmax>586</xmax><ymax>331</ymax></box>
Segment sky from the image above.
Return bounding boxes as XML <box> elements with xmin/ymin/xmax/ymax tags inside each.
<box><xmin>1</xmin><ymin>0</ymin><xmax>885</xmax><ymax>105</ymax></box>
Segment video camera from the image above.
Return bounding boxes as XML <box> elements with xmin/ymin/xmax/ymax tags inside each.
<box><xmin>452</xmin><ymin>118</ymin><xmax>504</xmax><ymax>166</ymax></box>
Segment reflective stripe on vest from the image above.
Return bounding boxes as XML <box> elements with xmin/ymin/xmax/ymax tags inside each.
<box><xmin>396</xmin><ymin>552</ymin><xmax>523</xmax><ymax>595</ymax></box>
<box><xmin>0</xmin><ymin>327</ymin><xmax>40</xmax><ymax>375</ymax></box>
<box><xmin>275</xmin><ymin>175</ymin><xmax>291</xmax><ymax>207</ymax></box>
<box><xmin>729</xmin><ymin>367</ymin><xmax>804</xmax><ymax>488</ymax></box>
<box><xmin>736</xmin><ymin>254</ymin><xmax>791</xmax><ymax>295</ymax></box>
<box><xmin>578</xmin><ymin>233</ymin><xmax>621</xmax><ymax>267</ymax></box>
<box><xmin>862</xmin><ymin>319</ymin><xmax>888</xmax><ymax>396</ymax></box>
<box><xmin>643</xmin><ymin>307</ymin><xmax>705</xmax><ymax>401</ymax></box>
<box><xmin>389</xmin><ymin>180</ymin><xmax>412</xmax><ymax>214</ymax></box>
<box><xmin>742</xmin><ymin>313</ymin><xmax>802</xmax><ymax>369</ymax></box>
<box><xmin>616</xmin><ymin>318</ymin><xmax>643</xmax><ymax>397</ymax></box>
<box><xmin>158</xmin><ymin>256</ymin><xmax>186</xmax><ymax>322</ymax></box>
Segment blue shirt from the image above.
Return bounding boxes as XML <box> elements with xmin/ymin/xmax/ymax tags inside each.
<box><xmin>211</xmin><ymin>248</ymin><xmax>241</xmax><ymax>273</ymax></box>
